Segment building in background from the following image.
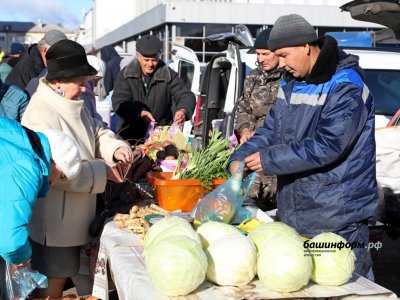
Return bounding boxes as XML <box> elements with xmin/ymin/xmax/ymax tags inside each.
<box><xmin>0</xmin><ymin>21</ymin><xmax>75</xmax><ymax>54</ymax></box>
<box><xmin>78</xmin><ymin>0</ymin><xmax>384</xmax><ymax>63</ymax></box>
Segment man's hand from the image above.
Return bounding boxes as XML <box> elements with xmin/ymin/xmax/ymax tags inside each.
<box><xmin>244</xmin><ymin>152</ymin><xmax>263</xmax><ymax>173</ymax></box>
<box><xmin>240</xmin><ymin>128</ymin><xmax>253</xmax><ymax>144</ymax></box>
<box><xmin>113</xmin><ymin>146</ymin><xmax>134</xmax><ymax>163</ymax></box>
<box><xmin>174</xmin><ymin>109</ymin><xmax>186</xmax><ymax>125</ymax></box>
<box><xmin>140</xmin><ymin>110</ymin><xmax>155</xmax><ymax>122</ymax></box>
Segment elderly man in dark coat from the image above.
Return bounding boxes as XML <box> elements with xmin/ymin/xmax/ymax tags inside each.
<box><xmin>112</xmin><ymin>35</ymin><xmax>196</xmax><ymax>143</ymax></box>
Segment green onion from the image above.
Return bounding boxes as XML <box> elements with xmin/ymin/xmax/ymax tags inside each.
<box><xmin>177</xmin><ymin>130</ymin><xmax>234</xmax><ymax>189</ymax></box>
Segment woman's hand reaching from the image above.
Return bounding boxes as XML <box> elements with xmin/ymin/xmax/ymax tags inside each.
<box><xmin>114</xmin><ymin>146</ymin><xmax>134</xmax><ymax>163</ymax></box>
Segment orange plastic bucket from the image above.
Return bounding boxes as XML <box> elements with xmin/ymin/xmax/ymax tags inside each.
<box><xmin>146</xmin><ymin>172</ymin><xmax>226</xmax><ymax>212</ymax></box>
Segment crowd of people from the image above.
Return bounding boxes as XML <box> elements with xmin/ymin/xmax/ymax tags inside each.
<box><xmin>0</xmin><ymin>26</ymin><xmax>197</xmax><ymax>298</ymax></box>
<box><xmin>0</xmin><ymin>12</ymin><xmax>379</xmax><ymax>299</ymax></box>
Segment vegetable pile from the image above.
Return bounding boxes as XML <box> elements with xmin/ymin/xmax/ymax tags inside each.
<box><xmin>141</xmin><ymin>216</ymin><xmax>357</xmax><ymax>296</ymax></box>
<box><xmin>113</xmin><ymin>204</ymin><xmax>170</xmax><ymax>234</ymax></box>
<box><xmin>174</xmin><ymin>130</ymin><xmax>234</xmax><ymax>189</ymax></box>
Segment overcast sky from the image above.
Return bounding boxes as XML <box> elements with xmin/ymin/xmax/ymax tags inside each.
<box><xmin>0</xmin><ymin>0</ymin><xmax>92</xmax><ymax>30</ymax></box>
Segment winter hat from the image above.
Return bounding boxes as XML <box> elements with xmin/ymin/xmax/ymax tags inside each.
<box><xmin>86</xmin><ymin>55</ymin><xmax>106</xmax><ymax>78</ymax></box>
<box><xmin>40</xmin><ymin>129</ymin><xmax>82</xmax><ymax>180</ymax></box>
<box><xmin>136</xmin><ymin>35</ymin><xmax>162</xmax><ymax>57</ymax></box>
<box><xmin>46</xmin><ymin>39</ymin><xmax>97</xmax><ymax>80</ymax></box>
<box><xmin>10</xmin><ymin>42</ymin><xmax>25</xmax><ymax>55</ymax></box>
<box><xmin>254</xmin><ymin>28</ymin><xmax>272</xmax><ymax>50</ymax></box>
<box><xmin>43</xmin><ymin>29</ymin><xmax>68</xmax><ymax>46</ymax></box>
<box><xmin>268</xmin><ymin>14</ymin><xmax>318</xmax><ymax>52</ymax></box>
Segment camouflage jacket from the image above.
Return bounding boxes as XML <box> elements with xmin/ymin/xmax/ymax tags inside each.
<box><xmin>235</xmin><ymin>67</ymin><xmax>282</xmax><ymax>133</ymax></box>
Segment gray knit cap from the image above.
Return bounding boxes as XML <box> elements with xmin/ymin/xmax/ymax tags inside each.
<box><xmin>268</xmin><ymin>14</ymin><xmax>318</xmax><ymax>51</ymax></box>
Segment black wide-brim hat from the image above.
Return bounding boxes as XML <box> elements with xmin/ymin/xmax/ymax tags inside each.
<box><xmin>46</xmin><ymin>39</ymin><xmax>97</xmax><ymax>80</ymax></box>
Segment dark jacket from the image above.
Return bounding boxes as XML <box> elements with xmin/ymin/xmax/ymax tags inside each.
<box><xmin>112</xmin><ymin>59</ymin><xmax>196</xmax><ymax>143</ymax></box>
<box><xmin>229</xmin><ymin>36</ymin><xmax>378</xmax><ymax>237</ymax></box>
<box><xmin>25</xmin><ymin>68</ymin><xmax>48</xmax><ymax>97</ymax></box>
<box><xmin>5</xmin><ymin>44</ymin><xmax>45</xmax><ymax>90</ymax></box>
<box><xmin>100</xmin><ymin>45</ymin><xmax>122</xmax><ymax>95</ymax></box>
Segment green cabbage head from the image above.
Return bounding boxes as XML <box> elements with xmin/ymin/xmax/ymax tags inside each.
<box><xmin>196</xmin><ymin>221</ymin><xmax>242</xmax><ymax>249</ymax></box>
<box><xmin>146</xmin><ymin>224</ymin><xmax>202</xmax><ymax>252</ymax></box>
<box><xmin>309</xmin><ymin>232</ymin><xmax>356</xmax><ymax>286</ymax></box>
<box><xmin>145</xmin><ymin>235</ymin><xmax>208</xmax><ymax>296</ymax></box>
<box><xmin>143</xmin><ymin>216</ymin><xmax>194</xmax><ymax>250</ymax></box>
<box><xmin>247</xmin><ymin>221</ymin><xmax>299</xmax><ymax>253</ymax></box>
<box><xmin>206</xmin><ymin>233</ymin><xmax>257</xmax><ymax>286</ymax></box>
<box><xmin>257</xmin><ymin>234</ymin><xmax>312</xmax><ymax>292</ymax></box>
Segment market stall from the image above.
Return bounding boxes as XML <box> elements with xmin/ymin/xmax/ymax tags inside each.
<box><xmin>92</xmin><ymin>221</ymin><xmax>397</xmax><ymax>300</ymax></box>
<box><xmin>91</xmin><ymin>126</ymin><xmax>397</xmax><ymax>300</ymax></box>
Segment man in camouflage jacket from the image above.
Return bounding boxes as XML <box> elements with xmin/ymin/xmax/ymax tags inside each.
<box><xmin>235</xmin><ymin>28</ymin><xmax>282</xmax><ymax>210</ymax></box>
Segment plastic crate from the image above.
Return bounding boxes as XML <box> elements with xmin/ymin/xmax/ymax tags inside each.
<box><xmin>146</xmin><ymin>172</ymin><xmax>226</xmax><ymax>212</ymax></box>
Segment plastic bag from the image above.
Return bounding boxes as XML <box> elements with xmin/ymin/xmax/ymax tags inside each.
<box><xmin>145</xmin><ymin>122</ymin><xmax>191</xmax><ymax>152</ymax></box>
<box><xmin>167</xmin><ymin>121</ymin><xmax>183</xmax><ymax>136</ymax></box>
<box><xmin>5</xmin><ymin>261</ymin><xmax>48</xmax><ymax>299</ymax></box>
<box><xmin>191</xmin><ymin>162</ymin><xmax>256</xmax><ymax>223</ymax></box>
<box><xmin>155</xmin><ymin>158</ymin><xmax>187</xmax><ymax>172</ymax></box>
<box><xmin>144</xmin><ymin>121</ymin><xmax>157</xmax><ymax>139</ymax></box>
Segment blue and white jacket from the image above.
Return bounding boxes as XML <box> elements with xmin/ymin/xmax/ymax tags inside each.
<box><xmin>0</xmin><ymin>117</ymin><xmax>50</xmax><ymax>264</ymax></box>
<box><xmin>229</xmin><ymin>36</ymin><xmax>378</xmax><ymax>237</ymax></box>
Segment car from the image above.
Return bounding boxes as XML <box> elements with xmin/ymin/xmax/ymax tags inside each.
<box><xmin>344</xmin><ymin>47</ymin><xmax>400</xmax><ymax>128</ymax></box>
<box><xmin>171</xmin><ymin>25</ymin><xmax>258</xmax><ymax>146</ymax></box>
<box><xmin>340</xmin><ymin>0</ymin><xmax>400</xmax><ymax>40</ymax></box>
<box><xmin>341</xmin><ymin>0</ymin><xmax>400</xmax><ymax>128</ymax></box>
<box><xmin>172</xmin><ymin>26</ymin><xmax>400</xmax><ymax>146</ymax></box>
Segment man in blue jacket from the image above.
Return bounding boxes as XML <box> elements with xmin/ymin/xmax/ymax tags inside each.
<box><xmin>0</xmin><ymin>118</ymin><xmax>82</xmax><ymax>297</ymax></box>
<box><xmin>228</xmin><ymin>14</ymin><xmax>378</xmax><ymax>279</ymax></box>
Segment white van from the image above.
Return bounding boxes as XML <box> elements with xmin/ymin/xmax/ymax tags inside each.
<box><xmin>346</xmin><ymin>48</ymin><xmax>400</xmax><ymax>128</ymax></box>
<box><xmin>172</xmin><ymin>35</ymin><xmax>400</xmax><ymax>145</ymax></box>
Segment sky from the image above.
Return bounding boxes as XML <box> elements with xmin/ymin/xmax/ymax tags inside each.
<box><xmin>0</xmin><ymin>0</ymin><xmax>93</xmax><ymax>30</ymax></box>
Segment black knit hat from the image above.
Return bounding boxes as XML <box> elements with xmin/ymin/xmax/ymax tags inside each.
<box><xmin>46</xmin><ymin>40</ymin><xmax>97</xmax><ymax>80</ymax></box>
<box><xmin>268</xmin><ymin>14</ymin><xmax>318</xmax><ymax>51</ymax></box>
<box><xmin>254</xmin><ymin>28</ymin><xmax>272</xmax><ymax>50</ymax></box>
<box><xmin>136</xmin><ymin>35</ymin><xmax>162</xmax><ymax>57</ymax></box>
